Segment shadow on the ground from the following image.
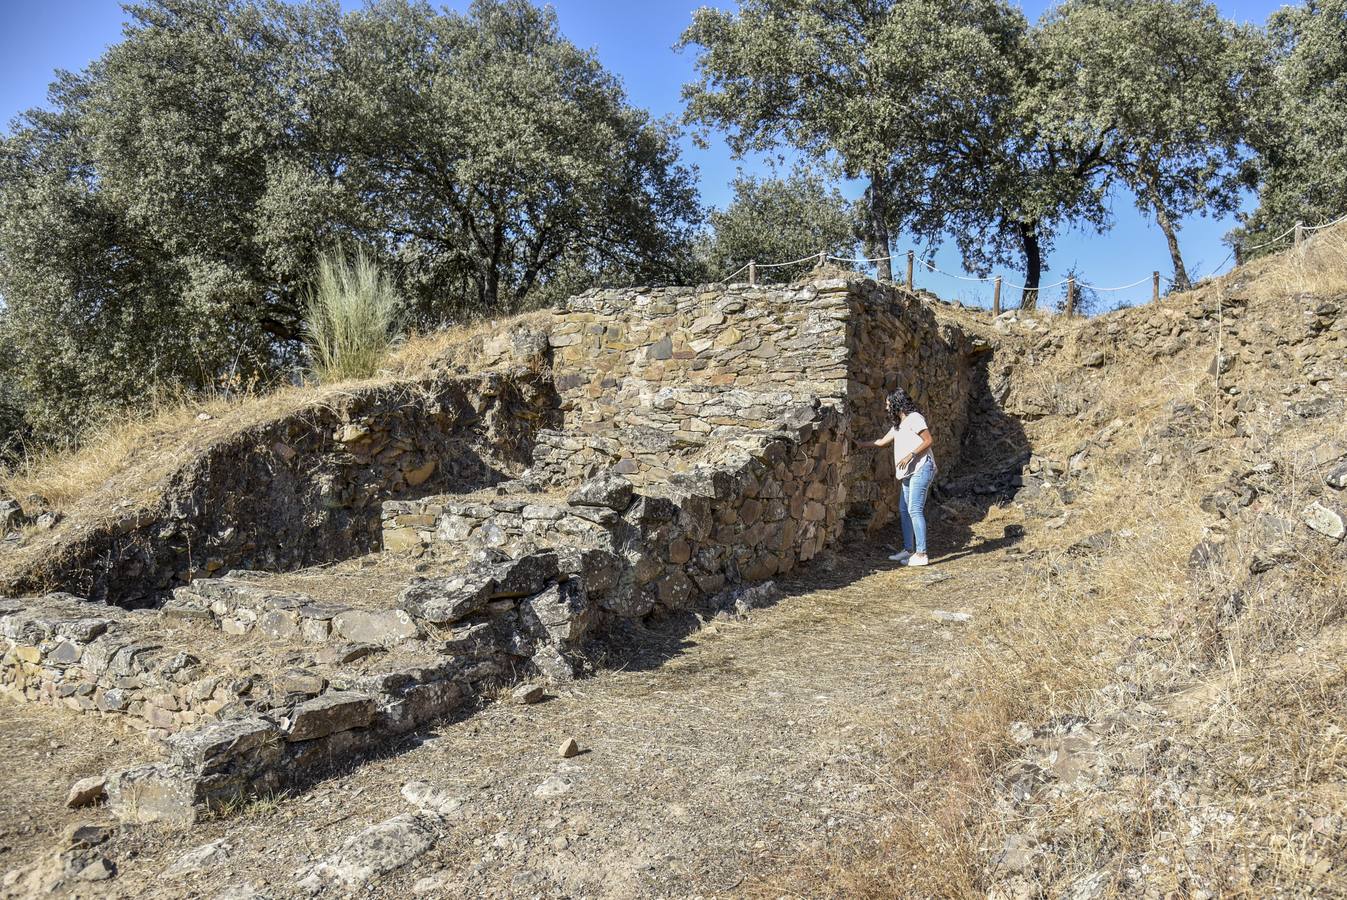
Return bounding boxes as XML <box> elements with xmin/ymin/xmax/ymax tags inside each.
<box><xmin>597</xmin><ymin>353</ymin><xmax>1036</xmax><ymax>675</ymax></box>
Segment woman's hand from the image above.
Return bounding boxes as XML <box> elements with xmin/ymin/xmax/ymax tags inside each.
<box><xmin>897</xmin><ymin>454</ymin><xmax>914</xmax><ymax>470</ymax></box>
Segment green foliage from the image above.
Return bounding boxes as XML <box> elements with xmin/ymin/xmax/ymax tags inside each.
<box><xmin>680</xmin><ymin>0</ymin><xmax>1120</xmax><ymax>306</ymax></box>
<box><xmin>303</xmin><ymin>247</ymin><xmax>402</xmax><ymax>383</ymax></box>
<box><xmin>700</xmin><ymin>170</ymin><xmax>857</xmax><ymax>282</ymax></box>
<box><xmin>1033</xmin><ymin>0</ymin><xmax>1267</xmax><ymax>289</ymax></box>
<box><xmin>338</xmin><ymin>0</ymin><xmax>702</xmax><ymax>318</ymax></box>
<box><xmin>680</xmin><ymin>0</ymin><xmax>1278</xmax><ymax>307</ymax></box>
<box><xmin>680</xmin><ymin>0</ymin><xmax>1029</xmax><ymax>283</ymax></box>
<box><xmin>0</xmin><ymin>349</ymin><xmax>31</xmax><ymax>469</ymax></box>
<box><xmin>1051</xmin><ymin>265</ymin><xmax>1101</xmax><ymax>316</ymax></box>
<box><xmin>0</xmin><ymin>0</ymin><xmax>701</xmax><ymax>450</ymax></box>
<box><xmin>1236</xmin><ymin>0</ymin><xmax>1347</xmax><ymax>256</ymax></box>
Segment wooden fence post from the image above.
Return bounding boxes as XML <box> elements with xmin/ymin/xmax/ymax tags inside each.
<box><xmin>1152</xmin><ymin>271</ymin><xmax>1160</xmax><ymax>304</ymax></box>
<box><xmin>1065</xmin><ymin>276</ymin><xmax>1076</xmax><ymax>318</ymax></box>
<box><xmin>747</xmin><ymin>261</ymin><xmax>757</xmax><ymax>286</ymax></box>
<box><xmin>992</xmin><ymin>276</ymin><xmax>1002</xmax><ymax>317</ymax></box>
<box><xmin>1294</xmin><ymin>221</ymin><xmax>1305</xmax><ymax>248</ymax></box>
<box><xmin>817</xmin><ymin>249</ymin><xmax>827</xmax><ymax>269</ymax></box>
<box><xmin>906</xmin><ymin>251</ymin><xmax>914</xmax><ymax>290</ymax></box>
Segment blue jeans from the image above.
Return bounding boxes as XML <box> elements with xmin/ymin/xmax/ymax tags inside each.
<box><xmin>900</xmin><ymin>457</ymin><xmax>935</xmax><ymax>554</ymax></box>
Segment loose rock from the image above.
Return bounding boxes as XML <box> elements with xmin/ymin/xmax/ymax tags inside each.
<box><xmin>163</xmin><ymin>839</ymin><xmax>231</xmax><ymax>878</ymax></box>
<box><xmin>400</xmin><ymin>781</ymin><xmax>464</xmax><ymax>817</ymax></box>
<box><xmin>533</xmin><ymin>774</ymin><xmax>572</xmax><ymax>799</ymax></box>
<box><xmin>298</xmin><ymin>814</ymin><xmax>438</xmax><ymax>893</ymax></box>
<box><xmin>512</xmin><ymin>683</ymin><xmax>545</xmax><ymax>705</ymax></box>
<box><xmin>566</xmin><ymin>474</ymin><xmax>635</xmax><ymax>511</ymax></box>
<box><xmin>1304</xmin><ymin>501</ymin><xmax>1346</xmax><ymax>541</ymax></box>
<box><xmin>65</xmin><ymin>775</ymin><xmax>107</xmax><ymax>809</ymax></box>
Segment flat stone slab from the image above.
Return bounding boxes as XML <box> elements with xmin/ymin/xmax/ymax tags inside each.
<box><xmin>284</xmin><ymin>692</ymin><xmax>376</xmax><ymax>742</ymax></box>
<box><xmin>297</xmin><ymin>813</ymin><xmax>439</xmax><ymax>893</ymax></box>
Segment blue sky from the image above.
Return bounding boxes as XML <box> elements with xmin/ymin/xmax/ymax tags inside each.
<box><xmin>0</xmin><ymin>0</ymin><xmax>1293</xmax><ymax>308</ymax></box>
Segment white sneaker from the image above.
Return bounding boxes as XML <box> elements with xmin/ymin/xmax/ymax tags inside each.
<box><xmin>907</xmin><ymin>553</ymin><xmax>929</xmax><ymax>567</ymax></box>
<box><xmin>889</xmin><ymin>550</ymin><xmax>912</xmax><ymax>563</ymax></box>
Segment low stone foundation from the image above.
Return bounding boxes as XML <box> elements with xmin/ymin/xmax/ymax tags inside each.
<box><xmin>383</xmin><ymin>400</ymin><xmax>847</xmax><ymax>615</ymax></box>
<box><xmin>2</xmin><ymin>549</ymin><xmax>599</xmax><ymax>822</ymax></box>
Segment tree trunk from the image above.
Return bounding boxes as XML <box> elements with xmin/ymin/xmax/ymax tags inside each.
<box><xmin>866</xmin><ymin>171</ymin><xmax>893</xmax><ymax>282</ymax></box>
<box><xmin>1018</xmin><ymin>220</ymin><xmax>1042</xmax><ymax>310</ymax></box>
<box><xmin>1155</xmin><ymin>204</ymin><xmax>1190</xmax><ymax>291</ymax></box>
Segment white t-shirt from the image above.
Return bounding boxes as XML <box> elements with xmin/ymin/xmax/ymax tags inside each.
<box><xmin>881</xmin><ymin>412</ymin><xmax>936</xmax><ymax>480</ymax></box>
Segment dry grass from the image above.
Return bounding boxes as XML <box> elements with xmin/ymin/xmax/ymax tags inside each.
<box><xmin>0</xmin><ymin>312</ymin><xmax>545</xmax><ymax>516</ymax></box>
<box><xmin>774</xmin><ymin>230</ymin><xmax>1347</xmax><ymax>896</ymax></box>
<box><xmin>383</xmin><ymin>311</ymin><xmax>551</xmax><ymax>377</ymax></box>
<box><xmin>0</xmin><ymin>388</ymin><xmax>261</xmax><ymax>511</ymax></box>
<box><xmin>1246</xmin><ymin>223</ymin><xmax>1347</xmax><ymax>302</ymax></box>
<box><xmin>757</xmin><ymin>336</ymin><xmax>1222</xmax><ymax>895</ymax></box>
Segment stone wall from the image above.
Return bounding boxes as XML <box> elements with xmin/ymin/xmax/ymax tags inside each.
<box><xmin>0</xmin><ymin>273</ymin><xmax>984</xmax><ymax>823</ymax></box>
<box><xmin>1</xmin><ymin>550</ymin><xmax>595</xmax><ymax>822</ymax></box>
<box><xmin>841</xmin><ymin>279</ymin><xmax>980</xmax><ymax>534</ymax></box>
<box><xmin>548</xmin><ymin>283</ymin><xmax>850</xmax><ymax>435</ymax></box>
<box><xmin>546</xmin><ymin>277</ymin><xmax>977</xmax><ymax>534</ymax></box>
<box><xmin>384</xmin><ymin>399</ymin><xmax>847</xmax><ymax>620</ymax></box>
<box><xmin>2</xmin><ymin>368</ymin><xmax>558</xmax><ymax>607</ymax></box>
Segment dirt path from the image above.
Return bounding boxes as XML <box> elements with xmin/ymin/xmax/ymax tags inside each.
<box><xmin>5</xmin><ymin>518</ymin><xmax>1028</xmax><ymax>899</ymax></box>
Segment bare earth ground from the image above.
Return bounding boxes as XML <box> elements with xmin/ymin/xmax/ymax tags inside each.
<box><xmin>0</xmin><ymin>504</ymin><xmax>1029</xmax><ymax>899</ymax></box>
<box><xmin>0</xmin><ymin>704</ymin><xmax>156</xmax><ymax>872</ymax></box>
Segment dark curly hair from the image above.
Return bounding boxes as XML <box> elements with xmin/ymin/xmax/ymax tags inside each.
<box><xmin>886</xmin><ymin>387</ymin><xmax>920</xmax><ymax>425</ymax></box>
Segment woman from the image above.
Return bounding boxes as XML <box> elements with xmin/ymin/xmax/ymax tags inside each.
<box><xmin>860</xmin><ymin>388</ymin><xmax>937</xmax><ymax>567</ymax></box>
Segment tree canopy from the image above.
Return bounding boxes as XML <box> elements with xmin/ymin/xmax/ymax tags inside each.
<box><xmin>699</xmin><ymin>170</ymin><xmax>856</xmax><ymax>283</ymax></box>
<box><xmin>1</xmin><ymin>0</ymin><xmax>1342</xmax><ymax>460</ymax></box>
<box><xmin>1033</xmin><ymin>0</ymin><xmax>1266</xmax><ymax>289</ymax></box>
<box><xmin>680</xmin><ymin>0</ymin><xmax>1291</xmax><ymax>306</ymax></box>
<box><xmin>679</xmin><ymin>0</ymin><xmax>1028</xmax><ymax>283</ymax></box>
<box><xmin>1236</xmin><ymin>0</ymin><xmax>1347</xmax><ymax>256</ymax></box>
<box><xmin>0</xmin><ymin>0</ymin><xmax>701</xmax><ymax>449</ymax></box>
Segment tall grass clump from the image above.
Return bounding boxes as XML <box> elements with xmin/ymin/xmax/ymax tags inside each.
<box><xmin>303</xmin><ymin>246</ymin><xmax>401</xmax><ymax>382</ymax></box>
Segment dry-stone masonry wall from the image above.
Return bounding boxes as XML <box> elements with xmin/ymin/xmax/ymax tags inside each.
<box><xmin>842</xmin><ymin>280</ymin><xmax>979</xmax><ymax>535</ymax></box>
<box><xmin>3</xmin><ymin>365</ymin><xmax>558</xmax><ymax>608</ymax></box>
<box><xmin>1</xmin><ymin>549</ymin><xmax>591</xmax><ymax>822</ymax></box>
<box><xmin>542</xmin><ymin>277</ymin><xmax>977</xmax><ymax>533</ymax></box>
<box><xmin>384</xmin><ymin>400</ymin><xmax>847</xmax><ymax>619</ymax></box>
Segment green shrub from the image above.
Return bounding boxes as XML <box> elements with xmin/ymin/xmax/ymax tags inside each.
<box><xmin>303</xmin><ymin>247</ymin><xmax>401</xmax><ymax>383</ymax></box>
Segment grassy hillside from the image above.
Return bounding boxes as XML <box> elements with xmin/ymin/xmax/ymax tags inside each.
<box><xmin>777</xmin><ymin>226</ymin><xmax>1347</xmax><ymax>896</ymax></box>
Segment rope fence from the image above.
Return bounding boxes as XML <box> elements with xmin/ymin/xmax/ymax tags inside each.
<box><xmin>722</xmin><ymin>210</ymin><xmax>1347</xmax><ymax>316</ymax></box>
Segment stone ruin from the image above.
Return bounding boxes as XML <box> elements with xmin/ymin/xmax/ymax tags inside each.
<box><xmin>0</xmin><ymin>275</ymin><xmax>981</xmax><ymax>823</ymax></box>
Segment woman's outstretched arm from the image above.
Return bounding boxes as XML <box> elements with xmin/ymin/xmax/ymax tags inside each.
<box><xmin>857</xmin><ymin>430</ymin><xmax>896</xmax><ymax>450</ymax></box>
